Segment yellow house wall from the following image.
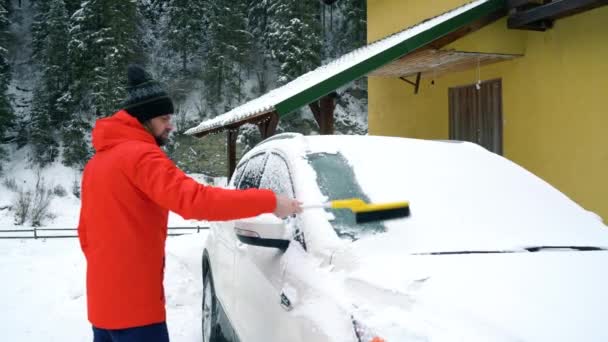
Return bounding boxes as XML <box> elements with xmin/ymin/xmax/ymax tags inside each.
<box><xmin>368</xmin><ymin>3</ymin><xmax>608</xmax><ymax>221</ymax></box>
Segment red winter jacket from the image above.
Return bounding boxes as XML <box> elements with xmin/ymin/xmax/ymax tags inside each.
<box><xmin>78</xmin><ymin>110</ymin><xmax>276</xmax><ymax>329</ymax></box>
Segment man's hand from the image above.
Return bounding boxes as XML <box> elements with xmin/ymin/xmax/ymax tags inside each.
<box><xmin>274</xmin><ymin>195</ymin><xmax>302</xmax><ymax>218</ymax></box>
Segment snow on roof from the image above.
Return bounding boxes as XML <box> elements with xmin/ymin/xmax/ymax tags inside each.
<box><xmin>185</xmin><ymin>0</ymin><xmax>492</xmax><ymax>137</ymax></box>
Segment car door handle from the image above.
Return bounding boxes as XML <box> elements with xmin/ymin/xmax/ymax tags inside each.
<box><xmin>280</xmin><ymin>292</ymin><xmax>292</xmax><ymax>311</ymax></box>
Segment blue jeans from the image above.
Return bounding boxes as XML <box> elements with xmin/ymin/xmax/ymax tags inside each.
<box><xmin>92</xmin><ymin>322</ymin><xmax>169</xmax><ymax>342</ymax></box>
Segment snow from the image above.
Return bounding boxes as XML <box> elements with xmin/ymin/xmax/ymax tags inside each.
<box><xmin>0</xmin><ymin>233</ymin><xmax>209</xmax><ymax>342</ymax></box>
<box><xmin>185</xmin><ymin>0</ymin><xmax>491</xmax><ymax>136</ymax></box>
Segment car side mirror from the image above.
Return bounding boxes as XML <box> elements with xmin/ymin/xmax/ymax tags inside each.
<box><xmin>234</xmin><ymin>214</ymin><xmax>290</xmax><ymax>251</ymax></box>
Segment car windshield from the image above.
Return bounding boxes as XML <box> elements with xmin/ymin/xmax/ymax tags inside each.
<box><xmin>306</xmin><ymin>152</ymin><xmax>386</xmax><ymax>240</ymax></box>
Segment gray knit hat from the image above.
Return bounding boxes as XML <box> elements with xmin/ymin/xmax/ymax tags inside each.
<box><xmin>123</xmin><ymin>64</ymin><xmax>174</xmax><ymax>122</ymax></box>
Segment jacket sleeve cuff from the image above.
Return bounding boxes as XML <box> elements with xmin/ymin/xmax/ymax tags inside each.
<box><xmin>259</xmin><ymin>189</ymin><xmax>277</xmax><ymax>214</ymax></box>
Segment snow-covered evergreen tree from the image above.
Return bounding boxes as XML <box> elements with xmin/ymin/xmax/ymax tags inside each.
<box><xmin>60</xmin><ymin>113</ymin><xmax>91</xmax><ymax>169</ymax></box>
<box><xmin>0</xmin><ymin>0</ymin><xmax>14</xmax><ymax>165</ymax></box>
<box><xmin>202</xmin><ymin>0</ymin><xmax>251</xmax><ymax>110</ymax></box>
<box><xmin>336</xmin><ymin>0</ymin><xmax>366</xmax><ymax>54</ymax></box>
<box><xmin>67</xmin><ymin>0</ymin><xmax>138</xmax><ymax>117</ymax></box>
<box><xmin>42</xmin><ymin>0</ymin><xmax>70</xmax><ymax>126</ymax></box>
<box><xmin>31</xmin><ymin>0</ymin><xmax>51</xmax><ymax>63</ymax></box>
<box><xmin>62</xmin><ymin>0</ymin><xmax>138</xmax><ymax>167</ymax></box>
<box><xmin>247</xmin><ymin>0</ymin><xmax>273</xmax><ymax>95</ymax></box>
<box><xmin>30</xmin><ymin>85</ymin><xmax>59</xmax><ymax>167</ymax></box>
<box><xmin>166</xmin><ymin>0</ymin><xmax>205</xmax><ymax>73</ymax></box>
<box><xmin>267</xmin><ymin>0</ymin><xmax>322</xmax><ymax>85</ymax></box>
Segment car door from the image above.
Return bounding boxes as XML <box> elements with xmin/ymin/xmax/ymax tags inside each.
<box><xmin>211</xmin><ymin>153</ymin><xmax>267</xmax><ymax>325</ymax></box>
<box><xmin>231</xmin><ymin>152</ymin><xmax>295</xmax><ymax>341</ymax></box>
<box><xmin>232</xmin><ymin>152</ymin><xmax>344</xmax><ymax>341</ymax></box>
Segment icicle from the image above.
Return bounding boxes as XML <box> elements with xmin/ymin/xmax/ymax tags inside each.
<box><xmin>475</xmin><ymin>56</ymin><xmax>481</xmax><ymax>91</ymax></box>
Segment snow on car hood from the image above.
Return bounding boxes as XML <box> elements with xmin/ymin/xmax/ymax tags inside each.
<box><xmin>301</xmin><ymin>135</ymin><xmax>608</xmax><ymax>253</ymax></box>
<box><xmin>334</xmin><ymin>249</ymin><xmax>608</xmax><ymax>341</ymax></box>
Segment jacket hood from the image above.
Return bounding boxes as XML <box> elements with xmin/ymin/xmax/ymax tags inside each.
<box><xmin>92</xmin><ymin>110</ymin><xmax>156</xmax><ymax>152</ymax></box>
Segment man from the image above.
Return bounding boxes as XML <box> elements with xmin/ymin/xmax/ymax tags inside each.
<box><xmin>78</xmin><ymin>64</ymin><xmax>302</xmax><ymax>342</ymax></box>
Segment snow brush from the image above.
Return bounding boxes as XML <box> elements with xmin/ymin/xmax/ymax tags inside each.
<box><xmin>302</xmin><ymin>198</ymin><xmax>410</xmax><ymax>223</ymax></box>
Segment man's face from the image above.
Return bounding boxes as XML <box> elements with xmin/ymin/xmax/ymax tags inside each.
<box><xmin>146</xmin><ymin>114</ymin><xmax>174</xmax><ymax>146</ymax></box>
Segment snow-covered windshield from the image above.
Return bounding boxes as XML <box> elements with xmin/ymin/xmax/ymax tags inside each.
<box><xmin>306</xmin><ymin>152</ymin><xmax>386</xmax><ymax>240</ymax></box>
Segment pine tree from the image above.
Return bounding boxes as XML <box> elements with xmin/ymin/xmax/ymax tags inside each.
<box><xmin>63</xmin><ymin>0</ymin><xmax>138</xmax><ymax>167</ymax></box>
<box><xmin>0</xmin><ymin>0</ymin><xmax>14</xmax><ymax>165</ymax></box>
<box><xmin>31</xmin><ymin>0</ymin><xmax>51</xmax><ymax>64</ymax></box>
<box><xmin>63</xmin><ymin>0</ymin><xmax>82</xmax><ymax>16</ymax></box>
<box><xmin>43</xmin><ymin>0</ymin><xmax>70</xmax><ymax>126</ymax></box>
<box><xmin>29</xmin><ymin>0</ymin><xmax>73</xmax><ymax>166</ymax></box>
<box><xmin>248</xmin><ymin>0</ymin><xmax>274</xmax><ymax>95</ymax></box>
<box><xmin>337</xmin><ymin>0</ymin><xmax>366</xmax><ymax>54</ymax></box>
<box><xmin>202</xmin><ymin>0</ymin><xmax>251</xmax><ymax>110</ymax></box>
<box><xmin>68</xmin><ymin>0</ymin><xmax>138</xmax><ymax>117</ymax></box>
<box><xmin>60</xmin><ymin>114</ymin><xmax>91</xmax><ymax>169</ymax></box>
<box><xmin>29</xmin><ymin>85</ymin><xmax>58</xmax><ymax>167</ymax></box>
<box><xmin>166</xmin><ymin>0</ymin><xmax>205</xmax><ymax>73</ymax></box>
<box><xmin>267</xmin><ymin>0</ymin><xmax>322</xmax><ymax>85</ymax></box>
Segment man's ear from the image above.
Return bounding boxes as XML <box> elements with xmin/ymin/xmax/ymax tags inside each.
<box><xmin>142</xmin><ymin>120</ymin><xmax>153</xmax><ymax>134</ymax></box>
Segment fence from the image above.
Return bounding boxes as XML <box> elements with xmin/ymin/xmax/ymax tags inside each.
<box><xmin>0</xmin><ymin>226</ymin><xmax>209</xmax><ymax>239</ymax></box>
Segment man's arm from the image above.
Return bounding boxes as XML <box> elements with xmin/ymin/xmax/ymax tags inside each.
<box><xmin>125</xmin><ymin>146</ymin><xmax>278</xmax><ymax>221</ymax></box>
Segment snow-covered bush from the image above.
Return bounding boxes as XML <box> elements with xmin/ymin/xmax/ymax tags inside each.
<box><xmin>14</xmin><ymin>188</ymin><xmax>31</xmax><ymax>226</ymax></box>
<box><xmin>71</xmin><ymin>177</ymin><xmax>80</xmax><ymax>199</ymax></box>
<box><xmin>30</xmin><ymin>174</ymin><xmax>54</xmax><ymax>227</ymax></box>
<box><xmin>52</xmin><ymin>184</ymin><xmax>67</xmax><ymax>197</ymax></box>
<box><xmin>2</xmin><ymin>177</ymin><xmax>18</xmax><ymax>191</ymax></box>
<box><xmin>12</xmin><ymin>172</ymin><xmax>54</xmax><ymax>226</ymax></box>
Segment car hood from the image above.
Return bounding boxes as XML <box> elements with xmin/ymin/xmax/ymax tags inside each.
<box><xmin>333</xmin><ymin>248</ymin><xmax>608</xmax><ymax>341</ymax></box>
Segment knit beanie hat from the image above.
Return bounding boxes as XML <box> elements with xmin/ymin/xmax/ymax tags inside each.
<box><xmin>123</xmin><ymin>64</ymin><xmax>174</xmax><ymax>123</ymax></box>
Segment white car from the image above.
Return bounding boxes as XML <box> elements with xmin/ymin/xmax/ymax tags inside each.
<box><xmin>201</xmin><ymin>134</ymin><xmax>608</xmax><ymax>342</ymax></box>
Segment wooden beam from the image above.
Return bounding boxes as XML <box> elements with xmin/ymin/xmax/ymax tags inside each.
<box><xmin>508</xmin><ymin>0</ymin><xmax>608</xmax><ymax>29</ymax></box>
<box><xmin>310</xmin><ymin>94</ymin><xmax>336</xmax><ymax>134</ymax></box>
<box><xmin>191</xmin><ymin>111</ymin><xmax>276</xmax><ymax>138</ymax></box>
<box><xmin>507</xmin><ymin>0</ymin><xmax>545</xmax><ymax>10</ymax></box>
<box><xmin>227</xmin><ymin>129</ymin><xmax>238</xmax><ymax>179</ymax></box>
<box><xmin>308</xmin><ymin>102</ymin><xmax>321</xmax><ymax>124</ymax></box>
<box><xmin>319</xmin><ymin>93</ymin><xmax>336</xmax><ymax>135</ymax></box>
<box><xmin>257</xmin><ymin>112</ymin><xmax>279</xmax><ymax>139</ymax></box>
<box><xmin>400</xmin><ymin>72</ymin><xmax>422</xmax><ymax>94</ymax></box>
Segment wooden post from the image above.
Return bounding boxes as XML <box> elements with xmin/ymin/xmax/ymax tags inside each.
<box><xmin>309</xmin><ymin>102</ymin><xmax>321</xmax><ymax>126</ymax></box>
<box><xmin>319</xmin><ymin>95</ymin><xmax>336</xmax><ymax>134</ymax></box>
<box><xmin>257</xmin><ymin>112</ymin><xmax>280</xmax><ymax>139</ymax></box>
<box><xmin>227</xmin><ymin>128</ymin><xmax>238</xmax><ymax>179</ymax></box>
<box><xmin>310</xmin><ymin>93</ymin><xmax>337</xmax><ymax>135</ymax></box>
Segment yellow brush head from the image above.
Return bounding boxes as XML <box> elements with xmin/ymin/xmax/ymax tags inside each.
<box><xmin>329</xmin><ymin>198</ymin><xmax>410</xmax><ymax>223</ymax></box>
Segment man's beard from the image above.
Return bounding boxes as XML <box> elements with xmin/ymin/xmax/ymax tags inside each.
<box><xmin>155</xmin><ymin>132</ymin><xmax>170</xmax><ymax>146</ymax></box>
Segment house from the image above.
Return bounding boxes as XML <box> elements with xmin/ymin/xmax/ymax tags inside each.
<box><xmin>367</xmin><ymin>0</ymin><xmax>608</xmax><ymax>221</ymax></box>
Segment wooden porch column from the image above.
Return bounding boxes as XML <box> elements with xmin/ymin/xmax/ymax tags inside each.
<box><xmin>227</xmin><ymin>127</ymin><xmax>239</xmax><ymax>179</ymax></box>
<box><xmin>309</xmin><ymin>92</ymin><xmax>337</xmax><ymax>135</ymax></box>
<box><xmin>257</xmin><ymin>112</ymin><xmax>280</xmax><ymax>139</ymax></box>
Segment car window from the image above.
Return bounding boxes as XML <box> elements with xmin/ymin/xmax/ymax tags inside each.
<box><xmin>259</xmin><ymin>153</ymin><xmax>295</xmax><ymax>198</ymax></box>
<box><xmin>231</xmin><ymin>162</ymin><xmax>247</xmax><ymax>188</ymax></box>
<box><xmin>238</xmin><ymin>153</ymin><xmax>267</xmax><ymax>190</ymax></box>
<box><xmin>305</xmin><ymin>152</ymin><xmax>385</xmax><ymax>240</ymax></box>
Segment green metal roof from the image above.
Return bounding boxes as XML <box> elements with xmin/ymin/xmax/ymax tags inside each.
<box><xmin>186</xmin><ymin>0</ymin><xmax>506</xmax><ymax>137</ymax></box>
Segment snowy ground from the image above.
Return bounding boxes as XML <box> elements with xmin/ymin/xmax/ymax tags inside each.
<box><xmin>0</xmin><ymin>149</ymin><xmax>217</xmax><ymax>341</ymax></box>
<box><xmin>0</xmin><ymin>232</ymin><xmax>208</xmax><ymax>342</ymax></box>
